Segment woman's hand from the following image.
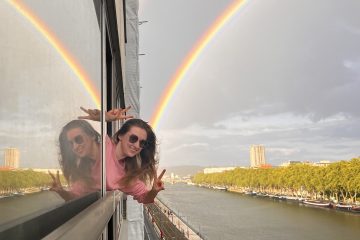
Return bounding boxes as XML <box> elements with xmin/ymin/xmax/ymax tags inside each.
<box><xmin>78</xmin><ymin>106</ymin><xmax>133</xmax><ymax>122</ymax></box>
<box><xmin>152</xmin><ymin>169</ymin><xmax>166</xmax><ymax>193</ymax></box>
<box><xmin>49</xmin><ymin>170</ymin><xmax>64</xmax><ymax>193</ymax></box>
<box><xmin>78</xmin><ymin>107</ymin><xmax>101</xmax><ymax>121</ymax></box>
<box><xmin>49</xmin><ymin>170</ymin><xmax>74</xmax><ymax>201</ymax></box>
<box><xmin>106</xmin><ymin>107</ymin><xmax>133</xmax><ymax>122</ymax></box>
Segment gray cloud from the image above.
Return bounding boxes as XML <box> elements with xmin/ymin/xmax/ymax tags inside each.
<box><xmin>137</xmin><ymin>0</ymin><xmax>360</xmax><ymax>167</ymax></box>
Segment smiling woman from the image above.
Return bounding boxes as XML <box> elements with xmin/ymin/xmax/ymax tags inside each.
<box><xmin>51</xmin><ymin>108</ymin><xmax>166</xmax><ymax>204</ymax></box>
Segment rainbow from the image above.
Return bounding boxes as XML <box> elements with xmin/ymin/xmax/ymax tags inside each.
<box><xmin>150</xmin><ymin>0</ymin><xmax>248</xmax><ymax>129</ymax></box>
<box><xmin>8</xmin><ymin>0</ymin><xmax>101</xmax><ymax>108</ymax></box>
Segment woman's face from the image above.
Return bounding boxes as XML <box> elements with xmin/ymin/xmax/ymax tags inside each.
<box><xmin>118</xmin><ymin>126</ymin><xmax>147</xmax><ymax>158</ymax></box>
<box><xmin>66</xmin><ymin>128</ymin><xmax>95</xmax><ymax>158</ymax></box>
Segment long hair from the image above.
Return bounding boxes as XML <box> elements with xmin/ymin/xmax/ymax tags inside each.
<box><xmin>58</xmin><ymin>120</ymin><xmax>100</xmax><ymax>185</ymax></box>
<box><xmin>112</xmin><ymin>119</ymin><xmax>158</xmax><ymax>186</ymax></box>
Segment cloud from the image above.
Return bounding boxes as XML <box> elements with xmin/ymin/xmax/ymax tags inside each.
<box><xmin>340</xmin><ymin>22</ymin><xmax>360</xmax><ymax>36</ymax></box>
<box><xmin>343</xmin><ymin>59</ymin><xmax>360</xmax><ymax>75</ymax></box>
<box><xmin>166</xmin><ymin>142</ymin><xmax>209</xmax><ymax>153</ymax></box>
<box><xmin>267</xmin><ymin>147</ymin><xmax>301</xmax><ymax>157</ymax></box>
<box><xmin>0</xmin><ymin>119</ymin><xmax>55</xmax><ymax>139</ymax></box>
<box><xmin>160</xmin><ymin>112</ymin><xmax>350</xmax><ymax>140</ymax></box>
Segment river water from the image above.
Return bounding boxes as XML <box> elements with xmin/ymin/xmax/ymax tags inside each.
<box><xmin>157</xmin><ymin>183</ymin><xmax>360</xmax><ymax>240</ymax></box>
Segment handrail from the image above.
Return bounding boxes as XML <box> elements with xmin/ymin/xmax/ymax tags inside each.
<box><xmin>43</xmin><ymin>191</ymin><xmax>123</xmax><ymax>240</ymax></box>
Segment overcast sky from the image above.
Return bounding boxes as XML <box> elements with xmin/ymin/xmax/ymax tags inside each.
<box><xmin>138</xmin><ymin>0</ymin><xmax>360</xmax><ymax>167</ymax></box>
<box><xmin>0</xmin><ymin>0</ymin><xmax>100</xmax><ymax>168</ymax></box>
<box><xmin>1</xmin><ymin>0</ymin><xmax>359</xmax><ymax>169</ymax></box>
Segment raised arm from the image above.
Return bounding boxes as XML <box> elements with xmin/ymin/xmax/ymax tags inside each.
<box><xmin>78</xmin><ymin>106</ymin><xmax>133</xmax><ymax>122</ymax></box>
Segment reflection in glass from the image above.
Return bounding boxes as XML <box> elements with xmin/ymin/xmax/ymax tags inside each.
<box><xmin>0</xmin><ymin>0</ymin><xmax>101</xmax><ymax>225</ymax></box>
<box><xmin>49</xmin><ymin>120</ymin><xmax>101</xmax><ymax>201</ymax></box>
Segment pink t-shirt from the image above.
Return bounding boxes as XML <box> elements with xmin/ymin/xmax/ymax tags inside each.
<box><xmin>70</xmin><ymin>159</ymin><xmax>101</xmax><ymax>198</ymax></box>
<box><xmin>69</xmin><ymin>137</ymin><xmax>149</xmax><ymax>203</ymax></box>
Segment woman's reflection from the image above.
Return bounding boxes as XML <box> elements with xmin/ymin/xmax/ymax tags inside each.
<box><xmin>50</xmin><ymin>120</ymin><xmax>101</xmax><ymax>200</ymax></box>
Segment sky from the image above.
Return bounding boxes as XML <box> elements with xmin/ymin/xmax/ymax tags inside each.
<box><xmin>0</xmin><ymin>0</ymin><xmax>101</xmax><ymax>168</ymax></box>
<box><xmin>0</xmin><ymin>0</ymin><xmax>359</xmax><ymax>169</ymax></box>
<box><xmin>138</xmin><ymin>0</ymin><xmax>360</xmax><ymax>167</ymax></box>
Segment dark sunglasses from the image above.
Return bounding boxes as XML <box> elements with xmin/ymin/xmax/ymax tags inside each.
<box><xmin>68</xmin><ymin>135</ymin><xmax>84</xmax><ymax>146</ymax></box>
<box><xmin>128</xmin><ymin>134</ymin><xmax>148</xmax><ymax>148</ymax></box>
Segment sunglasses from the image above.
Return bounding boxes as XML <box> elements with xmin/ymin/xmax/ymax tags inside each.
<box><xmin>68</xmin><ymin>135</ymin><xmax>84</xmax><ymax>146</ymax></box>
<box><xmin>128</xmin><ymin>134</ymin><xmax>148</xmax><ymax>148</ymax></box>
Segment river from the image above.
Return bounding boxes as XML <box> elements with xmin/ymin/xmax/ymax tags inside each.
<box><xmin>157</xmin><ymin>183</ymin><xmax>360</xmax><ymax>240</ymax></box>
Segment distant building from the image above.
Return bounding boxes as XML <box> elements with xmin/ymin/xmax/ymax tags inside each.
<box><xmin>279</xmin><ymin>160</ymin><xmax>302</xmax><ymax>167</ymax></box>
<box><xmin>4</xmin><ymin>147</ymin><xmax>20</xmax><ymax>169</ymax></box>
<box><xmin>279</xmin><ymin>160</ymin><xmax>331</xmax><ymax>167</ymax></box>
<box><xmin>203</xmin><ymin>167</ymin><xmax>236</xmax><ymax>174</ymax></box>
<box><xmin>250</xmin><ymin>145</ymin><xmax>266</xmax><ymax>167</ymax></box>
<box><xmin>313</xmin><ymin>160</ymin><xmax>331</xmax><ymax>167</ymax></box>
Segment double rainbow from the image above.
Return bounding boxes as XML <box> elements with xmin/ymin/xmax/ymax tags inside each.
<box><xmin>8</xmin><ymin>0</ymin><xmax>248</xmax><ymax>125</ymax></box>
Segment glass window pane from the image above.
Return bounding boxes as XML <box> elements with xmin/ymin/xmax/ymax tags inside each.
<box><xmin>0</xmin><ymin>0</ymin><xmax>101</xmax><ymax>225</ymax></box>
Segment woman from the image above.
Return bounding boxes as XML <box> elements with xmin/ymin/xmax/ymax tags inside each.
<box><xmin>51</xmin><ymin>107</ymin><xmax>165</xmax><ymax>204</ymax></box>
<box><xmin>50</xmin><ymin>120</ymin><xmax>101</xmax><ymax>200</ymax></box>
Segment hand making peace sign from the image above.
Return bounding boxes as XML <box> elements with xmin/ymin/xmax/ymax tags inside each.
<box><xmin>152</xmin><ymin>169</ymin><xmax>166</xmax><ymax>193</ymax></box>
<box><xmin>78</xmin><ymin>106</ymin><xmax>133</xmax><ymax>122</ymax></box>
<box><xmin>49</xmin><ymin>170</ymin><xmax>64</xmax><ymax>193</ymax></box>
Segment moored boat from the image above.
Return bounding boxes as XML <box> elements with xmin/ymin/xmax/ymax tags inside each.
<box><xmin>350</xmin><ymin>206</ymin><xmax>360</xmax><ymax>213</ymax></box>
<box><xmin>285</xmin><ymin>196</ymin><xmax>299</xmax><ymax>201</ymax></box>
<box><xmin>335</xmin><ymin>203</ymin><xmax>353</xmax><ymax>211</ymax></box>
<box><xmin>303</xmin><ymin>200</ymin><xmax>331</xmax><ymax>207</ymax></box>
<box><xmin>244</xmin><ymin>191</ymin><xmax>256</xmax><ymax>196</ymax></box>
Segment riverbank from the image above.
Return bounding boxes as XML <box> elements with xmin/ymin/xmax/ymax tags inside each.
<box><xmin>194</xmin><ymin>183</ymin><xmax>360</xmax><ymax>214</ymax></box>
<box><xmin>158</xmin><ymin>183</ymin><xmax>360</xmax><ymax>240</ymax></box>
<box><xmin>0</xmin><ymin>187</ymin><xmax>49</xmax><ymax>199</ymax></box>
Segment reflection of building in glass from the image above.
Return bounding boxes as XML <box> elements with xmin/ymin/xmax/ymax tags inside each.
<box><xmin>250</xmin><ymin>145</ymin><xmax>266</xmax><ymax>167</ymax></box>
<box><xmin>4</xmin><ymin>147</ymin><xmax>20</xmax><ymax>169</ymax></box>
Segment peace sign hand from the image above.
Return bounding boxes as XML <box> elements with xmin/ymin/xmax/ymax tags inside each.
<box><xmin>49</xmin><ymin>170</ymin><xmax>64</xmax><ymax>193</ymax></box>
<box><xmin>106</xmin><ymin>106</ymin><xmax>133</xmax><ymax>122</ymax></box>
<box><xmin>78</xmin><ymin>107</ymin><xmax>101</xmax><ymax>121</ymax></box>
<box><xmin>78</xmin><ymin>106</ymin><xmax>133</xmax><ymax>122</ymax></box>
<box><xmin>152</xmin><ymin>169</ymin><xmax>166</xmax><ymax>193</ymax></box>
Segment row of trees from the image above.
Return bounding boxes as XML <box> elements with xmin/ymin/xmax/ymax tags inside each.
<box><xmin>192</xmin><ymin>158</ymin><xmax>360</xmax><ymax>203</ymax></box>
<box><xmin>0</xmin><ymin>170</ymin><xmax>54</xmax><ymax>194</ymax></box>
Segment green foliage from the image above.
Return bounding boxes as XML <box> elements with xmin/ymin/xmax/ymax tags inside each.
<box><xmin>0</xmin><ymin>170</ymin><xmax>56</xmax><ymax>192</ymax></box>
<box><xmin>193</xmin><ymin>158</ymin><xmax>360</xmax><ymax>202</ymax></box>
